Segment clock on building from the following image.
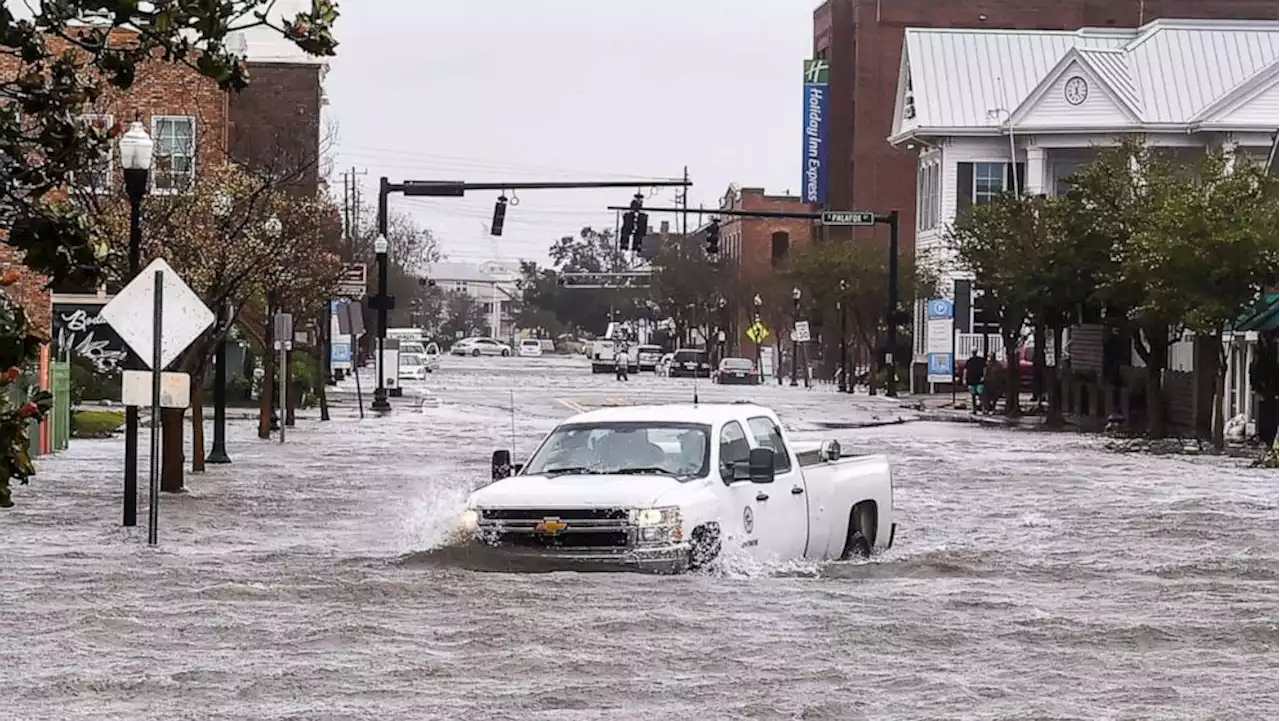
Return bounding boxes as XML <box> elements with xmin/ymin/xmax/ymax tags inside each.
<box><xmin>1064</xmin><ymin>76</ymin><xmax>1088</xmax><ymax>105</ymax></box>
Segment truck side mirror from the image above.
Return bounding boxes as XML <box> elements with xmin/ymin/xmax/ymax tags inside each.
<box><xmin>747</xmin><ymin>448</ymin><xmax>775</xmax><ymax>483</ymax></box>
<box><xmin>491</xmin><ymin>449</ymin><xmax>512</xmax><ymax>480</ymax></box>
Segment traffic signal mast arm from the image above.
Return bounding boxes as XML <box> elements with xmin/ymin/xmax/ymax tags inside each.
<box><xmin>604</xmin><ymin>205</ymin><xmax>886</xmax><ymax>223</ymax></box>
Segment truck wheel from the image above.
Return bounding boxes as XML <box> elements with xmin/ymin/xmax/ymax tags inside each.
<box><xmin>688</xmin><ymin>524</ymin><xmax>721</xmax><ymax>569</ymax></box>
<box><xmin>841</xmin><ymin>530</ymin><xmax>871</xmax><ymax>560</ymax></box>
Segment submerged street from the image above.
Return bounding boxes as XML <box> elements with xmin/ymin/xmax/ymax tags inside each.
<box><xmin>2</xmin><ymin>356</ymin><xmax>1276</xmax><ymax>721</ymax></box>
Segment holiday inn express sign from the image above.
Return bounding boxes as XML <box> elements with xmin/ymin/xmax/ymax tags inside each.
<box><xmin>801</xmin><ymin>58</ymin><xmax>829</xmax><ymax>205</ymax></box>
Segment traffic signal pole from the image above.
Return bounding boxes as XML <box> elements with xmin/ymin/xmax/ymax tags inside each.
<box><xmin>615</xmin><ymin>205</ymin><xmax>902</xmax><ymax>396</ymax></box>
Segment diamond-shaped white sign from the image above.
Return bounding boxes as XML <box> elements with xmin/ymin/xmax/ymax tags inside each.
<box><xmin>101</xmin><ymin>258</ymin><xmax>215</xmax><ymax>371</ymax></box>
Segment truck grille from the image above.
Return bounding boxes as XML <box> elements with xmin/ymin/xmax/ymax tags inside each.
<box><xmin>477</xmin><ymin>507</ymin><xmax>633</xmax><ymax>551</ymax></box>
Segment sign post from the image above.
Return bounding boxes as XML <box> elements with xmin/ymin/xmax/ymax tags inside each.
<box><xmin>274</xmin><ymin>313</ymin><xmax>293</xmax><ymax>444</ymax></box>
<box><xmin>925</xmin><ymin>299</ymin><xmax>955</xmax><ymax>390</ymax></box>
<box><xmin>100</xmin><ymin>258</ymin><xmax>214</xmax><ymax>545</ymax></box>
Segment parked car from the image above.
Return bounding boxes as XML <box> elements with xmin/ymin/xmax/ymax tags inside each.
<box><xmin>518</xmin><ymin>339</ymin><xmax>544</xmax><ymax>357</ymax></box>
<box><xmin>668</xmin><ymin>349</ymin><xmax>711</xmax><ymax>378</ymax></box>
<box><xmin>452</xmin><ymin>337</ymin><xmax>512</xmax><ymax>357</ymax></box>
<box><xmin>636</xmin><ymin>344</ymin><xmax>663</xmax><ymax>371</ymax></box>
<box><xmin>458</xmin><ymin>402</ymin><xmax>897</xmax><ymax>573</ymax></box>
<box><xmin>715</xmin><ymin>357</ymin><xmax>759</xmax><ymax>385</ymax></box>
<box><xmin>398</xmin><ymin>353</ymin><xmax>429</xmax><ymax>381</ymax></box>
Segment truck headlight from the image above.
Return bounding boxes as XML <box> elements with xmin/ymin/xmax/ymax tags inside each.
<box><xmin>458</xmin><ymin>508</ymin><xmax>480</xmax><ymax>533</ymax></box>
<box><xmin>633</xmin><ymin>506</ymin><xmax>679</xmax><ymax>526</ymax></box>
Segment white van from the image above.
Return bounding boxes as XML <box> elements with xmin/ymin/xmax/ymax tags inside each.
<box><xmin>518</xmin><ymin>339</ymin><xmax>543</xmax><ymax>357</ymax></box>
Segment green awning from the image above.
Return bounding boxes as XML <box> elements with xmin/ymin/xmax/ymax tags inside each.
<box><xmin>1236</xmin><ymin>293</ymin><xmax>1279</xmax><ymax>332</ymax></box>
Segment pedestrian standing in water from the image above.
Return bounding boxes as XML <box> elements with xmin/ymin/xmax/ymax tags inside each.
<box><xmin>614</xmin><ymin>338</ymin><xmax>630</xmax><ymax>381</ymax></box>
<box><xmin>964</xmin><ymin>349</ymin><xmax>987</xmax><ymax>413</ymax></box>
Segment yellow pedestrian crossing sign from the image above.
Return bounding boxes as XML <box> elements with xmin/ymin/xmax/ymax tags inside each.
<box><xmin>746</xmin><ymin>321</ymin><xmax>770</xmax><ymax>344</ymax></box>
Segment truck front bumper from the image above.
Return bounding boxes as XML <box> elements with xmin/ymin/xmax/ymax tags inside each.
<box><xmin>459</xmin><ymin>539</ymin><xmax>692</xmax><ymax>574</ymax></box>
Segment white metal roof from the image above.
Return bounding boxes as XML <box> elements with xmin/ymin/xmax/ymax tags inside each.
<box><xmin>891</xmin><ymin>19</ymin><xmax>1279</xmax><ymax>141</ymax></box>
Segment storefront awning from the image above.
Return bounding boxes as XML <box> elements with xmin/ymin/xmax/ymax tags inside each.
<box><xmin>1236</xmin><ymin>293</ymin><xmax>1279</xmax><ymax>333</ymax></box>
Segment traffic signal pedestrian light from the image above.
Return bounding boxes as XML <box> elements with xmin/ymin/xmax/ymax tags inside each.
<box><xmin>705</xmin><ymin>219</ymin><xmax>720</xmax><ymax>256</ymax></box>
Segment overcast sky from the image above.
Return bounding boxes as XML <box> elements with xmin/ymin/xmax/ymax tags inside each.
<box><xmin>325</xmin><ymin>0</ymin><xmax>814</xmax><ymax>267</ymax></box>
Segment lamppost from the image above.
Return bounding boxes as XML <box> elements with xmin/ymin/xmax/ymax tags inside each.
<box><xmin>264</xmin><ymin>214</ymin><xmax>284</xmax><ymax>428</ymax></box>
<box><xmin>752</xmin><ymin>294</ymin><xmax>763</xmax><ymax>377</ymax></box>
<box><xmin>838</xmin><ymin>278</ymin><xmax>849</xmax><ymax>393</ymax></box>
<box><xmin>790</xmin><ymin>286</ymin><xmax>801</xmax><ymax>387</ymax></box>
<box><xmin>371</xmin><ymin>234</ymin><xmax>392</xmax><ymax>412</ymax></box>
<box><xmin>118</xmin><ymin>119</ymin><xmax>153</xmax><ymax>528</ymax></box>
<box><xmin>206</xmin><ymin>192</ymin><xmax>234</xmax><ymax>464</ymax></box>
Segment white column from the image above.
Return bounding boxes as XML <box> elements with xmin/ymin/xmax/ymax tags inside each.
<box><xmin>1222</xmin><ymin>136</ymin><xmax>1239</xmax><ymax>174</ymax></box>
<box><xmin>1025</xmin><ymin>145</ymin><xmax>1047</xmax><ymax>195</ymax></box>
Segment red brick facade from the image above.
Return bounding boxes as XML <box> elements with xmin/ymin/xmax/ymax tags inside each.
<box><xmin>813</xmin><ymin>0</ymin><xmax>1280</xmax><ymax>254</ymax></box>
<box><xmin>720</xmin><ymin>186</ymin><xmax>817</xmax><ymax>282</ymax></box>
<box><xmin>228</xmin><ymin>63</ymin><xmax>325</xmax><ymax>197</ymax></box>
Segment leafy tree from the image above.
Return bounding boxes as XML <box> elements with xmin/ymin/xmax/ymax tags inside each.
<box><xmin>787</xmin><ymin>241</ymin><xmax>934</xmax><ymax>392</ymax></box>
<box><xmin>0</xmin><ymin>273</ymin><xmax>54</xmax><ymax>507</ymax></box>
<box><xmin>648</xmin><ymin>237</ymin><xmax>731</xmax><ymax>345</ymax></box>
<box><xmin>519</xmin><ymin>227</ymin><xmax>640</xmax><ymax>337</ymax></box>
<box><xmin>513</xmin><ymin>261</ymin><xmax>568</xmax><ymax>338</ymax></box>
<box><xmin>0</xmin><ymin>1</ymin><xmax>338</xmax><ymax>289</ymax></box>
<box><xmin>549</xmin><ymin>227</ymin><xmax>630</xmax><ymax>273</ymax></box>
<box><xmin>440</xmin><ymin>290</ymin><xmax>490</xmax><ymax>341</ymax></box>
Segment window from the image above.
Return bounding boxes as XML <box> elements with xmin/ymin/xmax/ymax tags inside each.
<box><xmin>77</xmin><ymin>114</ymin><xmax>114</xmax><ymax>193</ymax></box>
<box><xmin>917</xmin><ymin>160</ymin><xmax>941</xmax><ymax>231</ymax></box>
<box><xmin>151</xmin><ymin>116</ymin><xmax>196</xmax><ymax>193</ymax></box>
<box><xmin>746</xmin><ymin>416</ymin><xmax>792</xmax><ymax>473</ymax></box>
<box><xmin>770</xmin><ymin>231</ymin><xmax>790</xmax><ymax>266</ymax></box>
<box><xmin>973</xmin><ymin>162</ymin><xmax>1006</xmax><ymax>205</ymax></box>
<box><xmin>718</xmin><ymin>421</ymin><xmax>751</xmax><ymax>481</ymax></box>
<box><xmin>1052</xmin><ymin>161</ymin><xmax>1085</xmax><ymax>197</ymax></box>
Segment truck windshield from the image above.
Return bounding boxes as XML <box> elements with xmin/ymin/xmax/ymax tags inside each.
<box><xmin>522</xmin><ymin>422</ymin><xmax>711</xmax><ymax>479</ymax></box>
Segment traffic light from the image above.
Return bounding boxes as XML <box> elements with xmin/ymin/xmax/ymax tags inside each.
<box><xmin>705</xmin><ymin>219</ymin><xmax>720</xmax><ymax>256</ymax></box>
<box><xmin>491</xmin><ymin>195</ymin><xmax>508</xmax><ymax>236</ymax></box>
<box><xmin>632</xmin><ymin>212</ymin><xmax>648</xmax><ymax>251</ymax></box>
<box><xmin>619</xmin><ymin>211</ymin><xmax>635</xmax><ymax>249</ymax></box>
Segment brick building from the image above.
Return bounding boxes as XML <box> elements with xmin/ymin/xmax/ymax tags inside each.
<box><xmin>812</xmin><ymin>0</ymin><xmax>1280</xmax><ymax>253</ymax></box>
<box><xmin>718</xmin><ymin>185</ymin><xmax>816</xmax><ymax>282</ymax></box>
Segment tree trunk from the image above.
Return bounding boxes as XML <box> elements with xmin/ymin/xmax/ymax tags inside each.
<box><xmin>1002</xmin><ymin>323</ymin><xmax>1022</xmax><ymax>418</ymax></box>
<box><xmin>1140</xmin><ymin>329</ymin><xmax>1169</xmax><ymax>439</ymax></box>
<box><xmin>259</xmin><ymin>315</ymin><xmax>275</xmax><ymax>440</ymax></box>
<box><xmin>160</xmin><ymin>407</ymin><xmax>185</xmax><ymax>492</ymax></box>
<box><xmin>318</xmin><ymin>314</ymin><xmax>331</xmax><ymax>422</ymax></box>
<box><xmin>1045</xmin><ymin>322</ymin><xmax>1065</xmax><ymax>429</ymax></box>
<box><xmin>1211</xmin><ymin>345</ymin><xmax>1228</xmax><ymax>450</ymax></box>
<box><xmin>191</xmin><ymin>382</ymin><xmax>206</xmax><ymax>473</ymax></box>
<box><xmin>1031</xmin><ymin>320</ymin><xmax>1046</xmax><ymax>404</ymax></box>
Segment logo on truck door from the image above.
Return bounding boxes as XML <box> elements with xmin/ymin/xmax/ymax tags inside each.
<box><xmin>534</xmin><ymin>518</ymin><xmax>567</xmax><ymax>535</ymax></box>
<box><xmin>742</xmin><ymin>506</ymin><xmax>754</xmax><ymax>534</ymax></box>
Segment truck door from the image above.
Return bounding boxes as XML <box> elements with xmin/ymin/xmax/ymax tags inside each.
<box><xmin>746</xmin><ymin>416</ymin><xmax>809</xmax><ymax>560</ymax></box>
<box><xmin>717</xmin><ymin>420</ymin><xmax>774</xmax><ymax>561</ymax></box>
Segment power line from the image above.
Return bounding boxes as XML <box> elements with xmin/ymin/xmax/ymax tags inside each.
<box><xmin>334</xmin><ymin>144</ymin><xmax>682</xmax><ymax>181</ymax></box>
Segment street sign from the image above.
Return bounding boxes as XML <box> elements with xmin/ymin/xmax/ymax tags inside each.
<box><xmin>338</xmin><ymin>263</ymin><xmax>367</xmax><ymax>298</ymax></box>
<box><xmin>100</xmin><ymin>258</ymin><xmax>214</xmax><ymax>371</ymax></box>
<box><xmin>121</xmin><ymin>370</ymin><xmax>190</xmax><ymax>409</ymax></box>
<box><xmin>746</xmin><ymin>321</ymin><xmax>770</xmax><ymax>344</ymax></box>
<box><xmin>821</xmin><ymin>211</ymin><xmax>875</xmax><ymax>226</ymax></box>
<box><xmin>925</xmin><ymin>298</ymin><xmax>954</xmax><ymax>384</ymax></box>
<box><xmin>794</xmin><ymin>320</ymin><xmax>812</xmax><ymax>343</ymax></box>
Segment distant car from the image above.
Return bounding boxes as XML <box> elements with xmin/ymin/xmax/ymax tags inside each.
<box><xmin>715</xmin><ymin>357</ymin><xmax>759</xmax><ymax>385</ymax></box>
<box><xmin>668</xmin><ymin>349</ymin><xmax>711</xmax><ymax>379</ymax></box>
<box><xmin>452</xmin><ymin>337</ymin><xmax>512</xmax><ymax>357</ymax></box>
<box><xmin>398</xmin><ymin>353</ymin><xmax>428</xmax><ymax>380</ymax></box>
<box><xmin>636</xmin><ymin>344</ymin><xmax>663</xmax><ymax>371</ymax></box>
<box><xmin>518</xmin><ymin>339</ymin><xmax>543</xmax><ymax>357</ymax></box>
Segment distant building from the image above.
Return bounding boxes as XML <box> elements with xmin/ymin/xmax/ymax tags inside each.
<box><xmin>428</xmin><ymin>261</ymin><xmax>520</xmax><ymax>338</ymax></box>
<box><xmin>717</xmin><ymin>185</ymin><xmax>816</xmax><ymax>281</ymax></box>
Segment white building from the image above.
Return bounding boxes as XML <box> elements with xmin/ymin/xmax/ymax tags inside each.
<box><xmin>888</xmin><ymin>18</ymin><xmax>1279</xmax><ymax>362</ymax></box>
<box><xmin>428</xmin><ymin>261</ymin><xmax>520</xmax><ymax>338</ymax></box>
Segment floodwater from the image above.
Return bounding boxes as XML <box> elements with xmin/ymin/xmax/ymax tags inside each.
<box><xmin>1</xmin><ymin>357</ymin><xmax>1275</xmax><ymax>720</ymax></box>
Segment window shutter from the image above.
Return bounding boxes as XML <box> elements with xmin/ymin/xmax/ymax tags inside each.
<box><xmin>1006</xmin><ymin>162</ymin><xmax>1025</xmax><ymax>194</ymax></box>
<box><xmin>956</xmin><ymin>163</ymin><xmax>973</xmax><ymax>212</ymax></box>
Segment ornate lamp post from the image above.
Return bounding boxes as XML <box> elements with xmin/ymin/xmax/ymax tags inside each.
<box><xmin>117</xmin><ymin>119</ymin><xmax>153</xmax><ymax>527</ymax></box>
<box><xmin>371</xmin><ymin>234</ymin><xmax>392</xmax><ymax>412</ymax></box>
<box><xmin>838</xmin><ymin>278</ymin><xmax>849</xmax><ymax>393</ymax></box>
<box><xmin>752</xmin><ymin>293</ymin><xmax>763</xmax><ymax>379</ymax></box>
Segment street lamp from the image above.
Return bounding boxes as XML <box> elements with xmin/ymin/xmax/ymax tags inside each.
<box><xmin>206</xmin><ymin>192</ymin><xmax>234</xmax><ymax>464</ymax></box>
<box><xmin>264</xmin><ymin>214</ymin><xmax>284</xmax><ymax>431</ymax></box>
<box><xmin>716</xmin><ymin>296</ymin><xmax>727</xmax><ymax>365</ymax></box>
<box><xmin>117</xmin><ymin>118</ymin><xmax>153</xmax><ymax>528</ymax></box>
<box><xmin>752</xmin><ymin>294</ymin><xmax>763</xmax><ymax>378</ymax></box>
<box><xmin>371</xmin><ymin>234</ymin><xmax>392</xmax><ymax>412</ymax></box>
<box><xmin>838</xmin><ymin>278</ymin><xmax>849</xmax><ymax>393</ymax></box>
<box><xmin>791</xmin><ymin>286</ymin><xmax>801</xmax><ymax>387</ymax></box>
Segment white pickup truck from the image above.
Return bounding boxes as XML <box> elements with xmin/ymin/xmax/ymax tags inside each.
<box><xmin>454</xmin><ymin>403</ymin><xmax>896</xmax><ymax>573</ymax></box>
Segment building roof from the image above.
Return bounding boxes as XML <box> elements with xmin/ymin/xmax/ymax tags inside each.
<box><xmin>891</xmin><ymin>19</ymin><xmax>1279</xmax><ymax>143</ymax></box>
<box><xmin>428</xmin><ymin>262</ymin><xmax>518</xmax><ymax>284</ymax></box>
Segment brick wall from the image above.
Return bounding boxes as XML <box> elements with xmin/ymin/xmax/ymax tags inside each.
<box><xmin>0</xmin><ymin>30</ymin><xmax>229</xmax><ymax>328</ymax></box>
<box><xmin>722</xmin><ymin>187</ymin><xmax>817</xmax><ymax>281</ymax></box>
<box><xmin>814</xmin><ymin>0</ymin><xmax>1280</xmax><ymax>255</ymax></box>
<box><xmin>228</xmin><ymin>62</ymin><xmax>324</xmax><ymax>197</ymax></box>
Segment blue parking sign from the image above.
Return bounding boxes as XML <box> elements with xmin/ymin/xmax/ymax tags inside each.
<box><xmin>926</xmin><ymin>352</ymin><xmax>952</xmax><ymax>382</ymax></box>
<box><xmin>926</xmin><ymin>299</ymin><xmax>954</xmax><ymax>320</ymax></box>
